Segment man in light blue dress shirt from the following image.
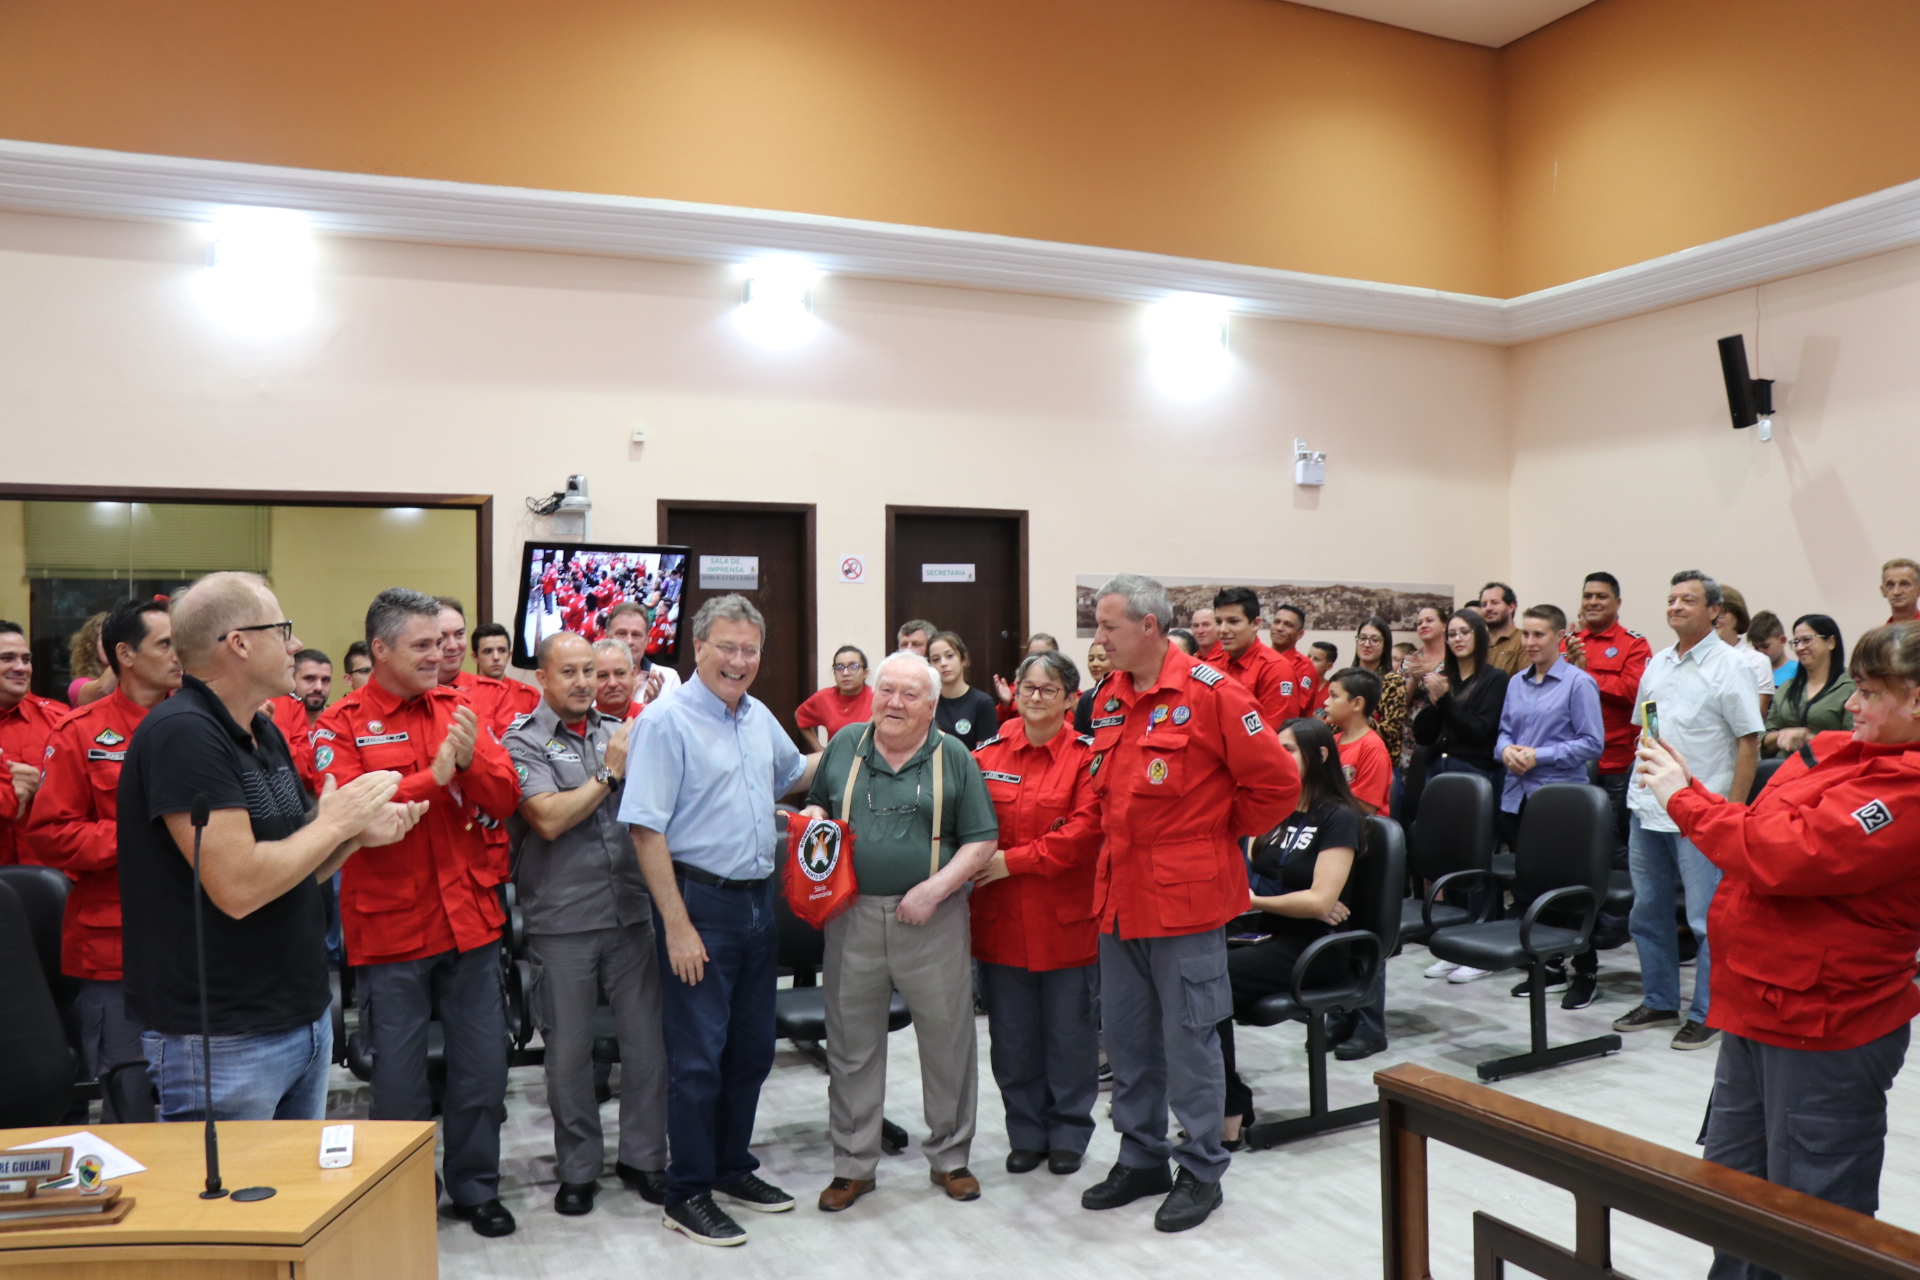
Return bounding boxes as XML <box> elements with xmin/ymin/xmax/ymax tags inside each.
<box><xmin>1496</xmin><ymin>603</ymin><xmax>1605</xmax><ymax>1006</ymax></box>
<box><xmin>621</xmin><ymin>595</ymin><xmax>820</xmax><ymax>1246</ymax></box>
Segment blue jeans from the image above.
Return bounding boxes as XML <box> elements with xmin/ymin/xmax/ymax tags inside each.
<box><xmin>655</xmin><ymin>876</ymin><xmax>779</xmax><ymax>1206</ymax></box>
<box><xmin>143</xmin><ymin>1012</ymin><xmax>332</xmax><ymax>1122</ymax></box>
<box><xmin>1627</xmin><ymin>817</ymin><xmax>1721</xmax><ymax>1023</ymax></box>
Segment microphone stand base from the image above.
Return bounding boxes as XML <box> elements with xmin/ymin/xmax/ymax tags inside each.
<box><xmin>232</xmin><ymin>1186</ymin><xmax>277</xmax><ymax>1202</ymax></box>
<box><xmin>199</xmin><ymin>1188</ymin><xmax>230</xmax><ymax>1200</ymax></box>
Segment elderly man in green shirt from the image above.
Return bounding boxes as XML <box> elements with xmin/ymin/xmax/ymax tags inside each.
<box><xmin>800</xmin><ymin>649</ymin><xmax>999</xmax><ymax>1212</ymax></box>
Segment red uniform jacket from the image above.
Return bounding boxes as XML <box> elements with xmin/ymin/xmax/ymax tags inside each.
<box><xmin>971</xmin><ymin>725</ymin><xmax>1103</xmax><ymax>971</ymax></box>
<box><xmin>267</xmin><ymin>693</ymin><xmax>321</xmax><ymax>787</ymax></box>
<box><xmin>449</xmin><ymin>670</ymin><xmax>538</xmax><ymax>738</ymax></box>
<box><xmin>1218</xmin><ymin>640</ymin><xmax>1295</xmax><ymax>728</ymax></box>
<box><xmin>23</xmin><ymin>690</ymin><xmax>154</xmax><ymax>979</ymax></box>
<box><xmin>0</xmin><ymin>746</ymin><xmax>13</xmax><ymax>821</ymax></box>
<box><xmin>1272</xmin><ymin>644</ymin><xmax>1317</xmax><ymax>722</ymax></box>
<box><xmin>595</xmin><ymin>696</ymin><xmax>644</xmax><ymax>723</ymax></box>
<box><xmin>1086</xmin><ymin>646</ymin><xmax>1300</xmax><ymax>938</ymax></box>
<box><xmin>313</xmin><ymin>681</ymin><xmax>521</xmax><ymax>965</ymax></box>
<box><xmin>1667</xmin><ymin>730</ymin><xmax>1920</xmax><ymax>1051</ymax></box>
<box><xmin>1573</xmin><ymin>622</ymin><xmax>1651</xmax><ymax>774</ymax></box>
<box><xmin>0</xmin><ymin>694</ymin><xmax>64</xmax><ymax>865</ymax></box>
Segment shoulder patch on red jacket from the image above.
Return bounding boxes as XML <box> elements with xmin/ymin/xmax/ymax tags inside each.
<box><xmin>1190</xmin><ymin>663</ymin><xmax>1225</xmax><ymax>687</ymax></box>
<box><xmin>1852</xmin><ymin>798</ymin><xmax>1895</xmax><ymax>835</ymax></box>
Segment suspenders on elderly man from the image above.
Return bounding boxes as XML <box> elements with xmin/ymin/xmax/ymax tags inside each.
<box><xmin>804</xmin><ymin>709</ymin><xmax>999</xmax><ymax>1211</ymax></box>
<box><xmin>837</xmin><ymin>724</ymin><xmax>946</xmax><ymax>880</ymax></box>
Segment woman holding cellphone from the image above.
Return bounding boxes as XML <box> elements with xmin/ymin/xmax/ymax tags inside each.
<box><xmin>1637</xmin><ymin>622</ymin><xmax>1920</xmax><ymax>1278</ymax></box>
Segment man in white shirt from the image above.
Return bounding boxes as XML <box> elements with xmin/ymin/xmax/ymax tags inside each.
<box><xmin>1613</xmin><ymin>571</ymin><xmax>1763</xmax><ymax>1052</ymax></box>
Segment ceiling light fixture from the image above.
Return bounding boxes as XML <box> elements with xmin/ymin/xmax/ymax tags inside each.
<box><xmin>1146</xmin><ymin>292</ymin><xmax>1232</xmax><ymax>395</ymax></box>
<box><xmin>734</xmin><ymin>257</ymin><xmax>821</xmax><ymax>347</ymax></box>
<box><xmin>192</xmin><ymin>206</ymin><xmax>315</xmax><ymax>337</ymax></box>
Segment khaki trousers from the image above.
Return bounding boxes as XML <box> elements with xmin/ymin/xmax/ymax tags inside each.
<box><xmin>823</xmin><ymin>891</ymin><xmax>977</xmax><ymax>1180</ymax></box>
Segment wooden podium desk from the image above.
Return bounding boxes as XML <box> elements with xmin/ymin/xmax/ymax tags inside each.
<box><xmin>0</xmin><ymin>1120</ymin><xmax>437</xmax><ymax>1280</ymax></box>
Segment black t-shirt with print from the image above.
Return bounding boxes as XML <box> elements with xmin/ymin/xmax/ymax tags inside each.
<box><xmin>937</xmin><ymin>688</ymin><xmax>1000</xmax><ymax>750</ymax></box>
<box><xmin>120</xmin><ymin>675</ymin><xmax>329</xmax><ymax>1036</ymax></box>
<box><xmin>1248</xmin><ymin>801</ymin><xmax>1362</xmax><ymax>943</ymax></box>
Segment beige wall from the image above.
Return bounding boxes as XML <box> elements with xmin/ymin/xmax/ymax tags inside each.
<box><xmin>267</xmin><ymin>505</ymin><xmax>478</xmax><ymax>695</ymax></box>
<box><xmin>1508</xmin><ymin>244</ymin><xmax>1920</xmax><ymax>644</ymax></box>
<box><xmin>0</xmin><ymin>209</ymin><xmax>1510</xmax><ymax>690</ymax></box>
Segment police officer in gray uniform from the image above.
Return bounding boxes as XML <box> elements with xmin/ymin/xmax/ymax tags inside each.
<box><xmin>505</xmin><ymin>632</ymin><xmax>669</xmax><ymax>1216</ymax></box>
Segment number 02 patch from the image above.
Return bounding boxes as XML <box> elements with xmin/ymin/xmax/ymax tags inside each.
<box><xmin>1241</xmin><ymin>711</ymin><xmax>1264</xmax><ymax>736</ymax></box>
<box><xmin>1852</xmin><ymin>798</ymin><xmax>1894</xmax><ymax>835</ymax></box>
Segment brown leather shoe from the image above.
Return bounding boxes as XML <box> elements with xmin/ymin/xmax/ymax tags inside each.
<box><xmin>817</xmin><ymin>1177</ymin><xmax>876</xmax><ymax>1213</ymax></box>
<box><xmin>929</xmin><ymin>1168</ymin><xmax>981</xmax><ymax>1201</ymax></box>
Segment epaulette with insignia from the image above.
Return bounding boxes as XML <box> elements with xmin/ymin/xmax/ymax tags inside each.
<box><xmin>1189</xmin><ymin>663</ymin><xmax>1225</xmax><ymax>687</ymax></box>
<box><xmin>976</xmin><ymin>734</ymin><xmax>1003</xmax><ymax>749</ymax></box>
<box><xmin>509</xmin><ymin>712</ymin><xmax>534</xmax><ymax>730</ymax></box>
<box><xmin>1627</xmin><ymin>629</ymin><xmax>1644</xmax><ymax>639</ymax></box>
<box><xmin>1077</xmin><ymin>734</ymin><xmax>1096</xmax><ymax>747</ymax></box>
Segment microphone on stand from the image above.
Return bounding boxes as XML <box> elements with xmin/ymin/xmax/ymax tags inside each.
<box><xmin>190</xmin><ymin>794</ymin><xmax>276</xmax><ymax>1203</ymax></box>
<box><xmin>190</xmin><ymin>794</ymin><xmax>225</xmax><ymax>1201</ymax></box>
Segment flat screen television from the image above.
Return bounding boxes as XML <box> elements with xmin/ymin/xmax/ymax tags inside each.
<box><xmin>511</xmin><ymin>541</ymin><xmax>691</xmax><ymax>670</ymax></box>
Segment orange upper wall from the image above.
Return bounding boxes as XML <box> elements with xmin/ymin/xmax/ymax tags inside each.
<box><xmin>1</xmin><ymin>0</ymin><xmax>1917</xmax><ymax>298</ymax></box>
<box><xmin>1501</xmin><ymin>0</ymin><xmax>1920</xmax><ymax>297</ymax></box>
<box><xmin>0</xmin><ymin>0</ymin><xmax>1504</xmax><ymax>295</ymax></box>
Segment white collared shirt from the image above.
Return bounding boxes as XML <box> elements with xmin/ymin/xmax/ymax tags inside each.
<box><xmin>1628</xmin><ymin>631</ymin><xmax>1766</xmax><ymax>832</ymax></box>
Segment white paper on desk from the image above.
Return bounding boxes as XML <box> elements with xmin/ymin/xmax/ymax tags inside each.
<box><xmin>8</xmin><ymin>1131</ymin><xmax>146</xmax><ymax>1184</ymax></box>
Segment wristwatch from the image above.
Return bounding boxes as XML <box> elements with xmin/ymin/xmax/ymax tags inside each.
<box><xmin>594</xmin><ymin>765</ymin><xmax>620</xmax><ymax>787</ymax></box>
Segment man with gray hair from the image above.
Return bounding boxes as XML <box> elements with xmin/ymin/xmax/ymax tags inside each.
<box><xmin>313</xmin><ymin>587</ymin><xmax>524</xmax><ymax>1237</ymax></box>
<box><xmin>621</xmin><ymin>594</ymin><xmax>822</xmax><ymax>1245</ymax></box>
<box><xmin>506</xmin><ymin>631</ymin><xmax>667</xmax><ymax>1215</ymax></box>
<box><xmin>1080</xmin><ymin>574</ymin><xmax>1297</xmax><ymax>1233</ymax></box>
<box><xmin>593</xmin><ymin>637</ymin><xmax>643</xmax><ymax>722</ymax></box>
<box><xmin>801</xmin><ymin>649</ymin><xmax>999</xmax><ymax>1213</ymax></box>
<box><xmin>1613</xmin><ymin>571</ymin><xmax>1763</xmax><ymax>1051</ymax></box>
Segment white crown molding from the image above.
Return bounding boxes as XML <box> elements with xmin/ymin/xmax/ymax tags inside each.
<box><xmin>2</xmin><ymin>137</ymin><xmax>1918</xmax><ymax>345</ymax></box>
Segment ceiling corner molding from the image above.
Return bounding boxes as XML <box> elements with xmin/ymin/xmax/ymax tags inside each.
<box><xmin>2</xmin><ymin>138</ymin><xmax>1919</xmax><ymax>345</ymax></box>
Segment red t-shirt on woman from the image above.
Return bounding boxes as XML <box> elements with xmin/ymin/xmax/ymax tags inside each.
<box><xmin>794</xmin><ymin>685</ymin><xmax>874</xmax><ymax>742</ymax></box>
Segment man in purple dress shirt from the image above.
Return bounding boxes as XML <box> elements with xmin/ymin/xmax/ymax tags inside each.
<box><xmin>1496</xmin><ymin>603</ymin><xmax>1605</xmax><ymax>1008</ymax></box>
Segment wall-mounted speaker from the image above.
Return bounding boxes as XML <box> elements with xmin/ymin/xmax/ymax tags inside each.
<box><xmin>1717</xmin><ymin>335</ymin><xmax>1774</xmax><ymax>429</ymax></box>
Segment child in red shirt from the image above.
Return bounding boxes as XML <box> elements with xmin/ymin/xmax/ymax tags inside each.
<box><xmin>1321</xmin><ymin>668</ymin><xmax>1393</xmax><ymax>816</ymax></box>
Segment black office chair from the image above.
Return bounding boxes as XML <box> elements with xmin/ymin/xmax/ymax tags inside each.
<box><xmin>1748</xmin><ymin>755</ymin><xmax>1787</xmax><ymax>803</ymax></box>
<box><xmin>0</xmin><ymin>865</ymin><xmax>105</xmax><ymax>1120</ymax></box>
<box><xmin>1398</xmin><ymin>772</ymin><xmax>1496</xmax><ymax>948</ymax></box>
<box><xmin>1240</xmin><ymin>815</ymin><xmax>1407</xmax><ymax>1150</ymax></box>
<box><xmin>0</xmin><ymin>881</ymin><xmax>76</xmax><ymax>1128</ymax></box>
<box><xmin>1426</xmin><ymin>783</ymin><xmax>1620</xmax><ymax>1081</ymax></box>
<box><xmin>770</xmin><ymin>814</ymin><xmax>913</xmax><ymax>1156</ymax></box>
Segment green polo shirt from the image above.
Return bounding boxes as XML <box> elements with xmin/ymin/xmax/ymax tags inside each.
<box><xmin>806</xmin><ymin>723</ymin><xmax>999</xmax><ymax>896</ymax></box>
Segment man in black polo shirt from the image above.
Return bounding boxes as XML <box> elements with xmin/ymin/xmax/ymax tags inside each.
<box><xmin>122</xmin><ymin>572</ymin><xmax>423</xmax><ymax>1121</ymax></box>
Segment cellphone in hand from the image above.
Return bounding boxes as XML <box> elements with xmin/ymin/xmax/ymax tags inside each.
<box><xmin>1641</xmin><ymin>700</ymin><xmax>1661</xmax><ymax>743</ymax></box>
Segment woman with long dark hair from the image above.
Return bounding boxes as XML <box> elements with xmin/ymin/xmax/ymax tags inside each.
<box><xmin>1217</xmin><ymin>717</ymin><xmax>1368</xmax><ymax>1147</ymax></box>
<box><xmin>1354</xmin><ymin>615</ymin><xmax>1407</xmax><ymax>800</ymax></box>
<box><xmin>929</xmin><ymin>630</ymin><xmax>999</xmax><ymax>749</ymax></box>
<box><xmin>1419</xmin><ymin>608</ymin><xmax>1511</xmax><ymax>791</ymax></box>
<box><xmin>1763</xmin><ymin>614</ymin><xmax>1854</xmax><ymax>757</ymax></box>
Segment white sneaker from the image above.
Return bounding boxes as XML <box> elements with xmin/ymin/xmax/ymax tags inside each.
<box><xmin>1423</xmin><ymin>959</ymin><xmax>1459</xmax><ymax>979</ymax></box>
<box><xmin>1447</xmin><ymin>966</ymin><xmax>1495</xmax><ymax>983</ymax></box>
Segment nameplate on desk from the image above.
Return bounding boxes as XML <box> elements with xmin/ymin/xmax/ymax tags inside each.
<box><xmin>0</xmin><ymin>1149</ymin><xmax>69</xmax><ymax>1198</ymax></box>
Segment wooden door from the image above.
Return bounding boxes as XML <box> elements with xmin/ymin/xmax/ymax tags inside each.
<box><xmin>660</xmin><ymin>502</ymin><xmax>815</xmax><ymax>748</ymax></box>
<box><xmin>886</xmin><ymin>507</ymin><xmax>1028</xmax><ymax>695</ymax></box>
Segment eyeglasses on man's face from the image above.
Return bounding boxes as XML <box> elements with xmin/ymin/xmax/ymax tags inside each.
<box><xmin>220</xmin><ymin>621</ymin><xmax>294</xmax><ymax>644</ymax></box>
<box><xmin>707</xmin><ymin>643</ymin><xmax>762</xmax><ymax>661</ymax></box>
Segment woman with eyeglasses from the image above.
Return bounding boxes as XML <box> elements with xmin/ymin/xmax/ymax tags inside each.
<box><xmin>1763</xmin><ymin>615</ymin><xmax>1854</xmax><ymax>758</ymax></box>
<box><xmin>969</xmin><ymin>650</ymin><xmax>1102</xmax><ymax>1176</ymax></box>
<box><xmin>795</xmin><ymin>645</ymin><xmax>874</xmax><ymax>751</ymax></box>
<box><xmin>1352</xmin><ymin>615</ymin><xmax>1407</xmax><ymax>774</ymax></box>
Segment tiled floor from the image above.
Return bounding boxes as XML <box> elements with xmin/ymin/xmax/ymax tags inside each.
<box><xmin>321</xmin><ymin>947</ymin><xmax>1920</xmax><ymax>1279</ymax></box>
